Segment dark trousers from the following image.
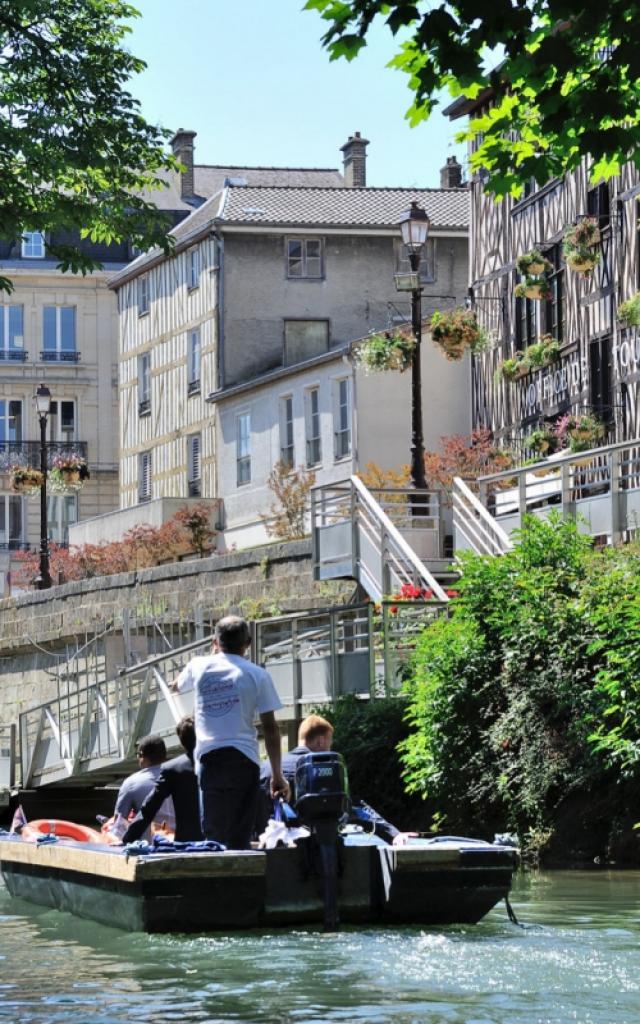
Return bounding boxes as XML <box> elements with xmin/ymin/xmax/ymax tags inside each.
<box><xmin>198</xmin><ymin>747</ymin><xmax>259</xmax><ymax>849</ymax></box>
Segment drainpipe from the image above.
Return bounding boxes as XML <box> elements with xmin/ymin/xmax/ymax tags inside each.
<box><xmin>215</xmin><ymin>230</ymin><xmax>225</xmax><ymax>390</ymax></box>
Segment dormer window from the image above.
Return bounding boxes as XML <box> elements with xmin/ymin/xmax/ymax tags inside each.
<box><xmin>21</xmin><ymin>231</ymin><xmax>45</xmax><ymax>259</ymax></box>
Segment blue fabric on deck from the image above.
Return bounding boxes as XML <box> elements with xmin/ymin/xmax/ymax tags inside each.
<box><xmin>123</xmin><ymin>835</ymin><xmax>227</xmax><ymax>856</ymax></box>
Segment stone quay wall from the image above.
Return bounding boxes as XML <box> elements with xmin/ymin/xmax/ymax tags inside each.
<box><xmin>0</xmin><ymin>539</ymin><xmax>352</xmax><ymax>726</ymax></box>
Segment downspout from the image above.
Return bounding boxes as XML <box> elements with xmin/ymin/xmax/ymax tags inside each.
<box><xmin>216</xmin><ymin>230</ymin><xmax>225</xmax><ymax>391</ymax></box>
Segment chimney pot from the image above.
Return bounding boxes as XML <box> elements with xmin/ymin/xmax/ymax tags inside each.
<box><xmin>170</xmin><ymin>129</ymin><xmax>197</xmax><ymax>199</ymax></box>
<box><xmin>440</xmin><ymin>156</ymin><xmax>463</xmax><ymax>189</ymax></box>
<box><xmin>340</xmin><ymin>132</ymin><xmax>369</xmax><ymax>188</ymax></box>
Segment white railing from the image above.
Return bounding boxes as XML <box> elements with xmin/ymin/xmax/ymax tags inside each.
<box><xmin>0</xmin><ymin>724</ymin><xmax>16</xmax><ymax>790</ymax></box>
<box><xmin>311</xmin><ymin>476</ymin><xmax>449</xmax><ymax>602</ymax></box>
<box><xmin>453</xmin><ymin>476</ymin><xmax>513</xmax><ymax>556</ymax></box>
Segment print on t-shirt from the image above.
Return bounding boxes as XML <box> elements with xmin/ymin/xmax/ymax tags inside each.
<box><xmin>199</xmin><ymin>673</ymin><xmax>240</xmax><ymax>718</ymax></box>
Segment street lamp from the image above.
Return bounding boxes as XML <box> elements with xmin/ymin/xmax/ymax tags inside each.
<box><xmin>395</xmin><ymin>201</ymin><xmax>430</xmax><ymax>490</ymax></box>
<box><xmin>33</xmin><ymin>382</ymin><xmax>52</xmax><ymax>590</ymax></box>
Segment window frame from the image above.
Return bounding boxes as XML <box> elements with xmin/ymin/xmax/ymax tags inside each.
<box><xmin>305</xmin><ymin>386</ymin><xmax>322</xmax><ymax>467</ymax></box>
<box><xmin>138</xmin><ymin>274</ymin><xmax>150</xmax><ymax>316</ymax></box>
<box><xmin>236</xmin><ymin>411</ymin><xmax>251</xmax><ymax>487</ymax></box>
<box><xmin>286</xmin><ymin>237</ymin><xmax>324</xmax><ymax>280</ymax></box>
<box><xmin>394</xmin><ymin>237</ymin><xmax>437</xmax><ymax>284</ymax></box>
<box><xmin>283</xmin><ymin>318</ymin><xmax>330</xmax><ymax>366</ymax></box>
<box><xmin>0</xmin><ymin>305</ymin><xmax>25</xmax><ymax>359</ymax></box>
<box><xmin>188</xmin><ymin>248</ymin><xmax>200</xmax><ymax>290</ymax></box>
<box><xmin>279</xmin><ymin>395</ymin><xmax>294</xmax><ymax>468</ymax></box>
<box><xmin>47</xmin><ymin>494</ymin><xmax>77</xmax><ymax>545</ymax></box>
<box><xmin>42</xmin><ymin>305</ymin><xmax>77</xmax><ymax>362</ymax></box>
<box><xmin>138</xmin><ymin>352</ymin><xmax>151</xmax><ymax>416</ymax></box>
<box><xmin>21</xmin><ymin>231</ymin><xmax>45</xmax><ymax>259</ymax></box>
<box><xmin>47</xmin><ymin>400</ymin><xmax>76</xmax><ymax>443</ymax></box>
<box><xmin>0</xmin><ymin>494</ymin><xmax>24</xmax><ymax>550</ymax></box>
<box><xmin>333</xmin><ymin>378</ymin><xmax>351</xmax><ymax>461</ymax></box>
<box><xmin>138</xmin><ymin>450</ymin><xmax>152</xmax><ymax>503</ymax></box>
<box><xmin>187</xmin><ymin>433</ymin><xmax>202</xmax><ymax>497</ymax></box>
<box><xmin>187</xmin><ymin>328</ymin><xmax>201</xmax><ymax>395</ymax></box>
<box><xmin>543</xmin><ymin>244</ymin><xmax>565</xmax><ymax>344</ymax></box>
<box><xmin>0</xmin><ymin>399</ymin><xmax>23</xmax><ymax>443</ymax></box>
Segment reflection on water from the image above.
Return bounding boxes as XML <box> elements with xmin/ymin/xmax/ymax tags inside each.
<box><xmin>1</xmin><ymin>872</ymin><xmax>639</xmax><ymax>1023</ymax></box>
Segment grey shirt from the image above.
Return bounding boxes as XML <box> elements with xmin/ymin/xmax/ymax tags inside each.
<box><xmin>114</xmin><ymin>765</ymin><xmax>176</xmax><ymax>840</ymax></box>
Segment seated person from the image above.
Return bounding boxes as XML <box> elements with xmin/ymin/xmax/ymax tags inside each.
<box><xmin>110</xmin><ymin>734</ymin><xmax>175</xmax><ymax>842</ymax></box>
<box><xmin>259</xmin><ymin>714</ymin><xmax>416</xmax><ymax>846</ymax></box>
<box><xmin>122</xmin><ymin>717</ymin><xmax>203</xmax><ymax>845</ymax></box>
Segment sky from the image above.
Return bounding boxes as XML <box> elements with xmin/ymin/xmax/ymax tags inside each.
<box><xmin>126</xmin><ymin>0</ymin><xmax>465</xmax><ymax>189</ymax></box>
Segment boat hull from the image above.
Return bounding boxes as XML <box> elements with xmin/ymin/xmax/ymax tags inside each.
<box><xmin>0</xmin><ymin>837</ymin><xmax>516</xmax><ymax>932</ymax></box>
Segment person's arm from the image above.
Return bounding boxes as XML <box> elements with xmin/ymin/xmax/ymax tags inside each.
<box><xmin>260</xmin><ymin>711</ymin><xmax>290</xmax><ymax>801</ymax></box>
<box><xmin>350</xmin><ymin>799</ymin><xmax>404</xmax><ymax>844</ymax></box>
<box><xmin>121</xmin><ymin>771</ymin><xmax>172</xmax><ymax>845</ymax></box>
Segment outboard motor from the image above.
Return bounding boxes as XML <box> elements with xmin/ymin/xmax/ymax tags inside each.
<box><xmin>294</xmin><ymin>752</ymin><xmax>350</xmax><ymax>931</ymax></box>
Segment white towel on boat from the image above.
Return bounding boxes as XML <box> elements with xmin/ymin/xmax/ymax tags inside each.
<box><xmin>258</xmin><ymin>818</ymin><xmax>310</xmax><ymax>849</ymax></box>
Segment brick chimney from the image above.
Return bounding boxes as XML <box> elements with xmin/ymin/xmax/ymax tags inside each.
<box><xmin>440</xmin><ymin>156</ymin><xmax>463</xmax><ymax>189</ymax></box>
<box><xmin>340</xmin><ymin>132</ymin><xmax>369</xmax><ymax>187</ymax></box>
<box><xmin>170</xmin><ymin>129</ymin><xmax>197</xmax><ymax>199</ymax></box>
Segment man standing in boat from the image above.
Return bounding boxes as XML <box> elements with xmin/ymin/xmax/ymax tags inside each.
<box><xmin>172</xmin><ymin>615</ymin><xmax>290</xmax><ymax>849</ymax></box>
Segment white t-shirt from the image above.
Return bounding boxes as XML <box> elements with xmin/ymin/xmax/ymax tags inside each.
<box><xmin>175</xmin><ymin>651</ymin><xmax>282</xmax><ymax>766</ymax></box>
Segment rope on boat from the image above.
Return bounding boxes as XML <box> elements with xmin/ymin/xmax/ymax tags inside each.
<box><xmin>505</xmin><ymin>895</ymin><xmax>523</xmax><ymax>927</ymax></box>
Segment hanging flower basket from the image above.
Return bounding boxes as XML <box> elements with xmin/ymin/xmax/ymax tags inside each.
<box><xmin>525</xmin><ymin>335</ymin><xmax>561</xmax><ymax>369</ymax></box>
<box><xmin>9</xmin><ymin>464</ymin><xmax>44</xmax><ymax>496</ymax></box>
<box><xmin>554</xmin><ymin>412</ymin><xmax>605</xmax><ymax>453</ymax></box>
<box><xmin>49</xmin><ymin>453</ymin><xmax>90</xmax><ymax>494</ymax></box>
<box><xmin>618</xmin><ymin>293</ymin><xmax>640</xmax><ymax>328</ymax></box>
<box><xmin>515</xmin><ymin>278</ymin><xmax>552</xmax><ymax>301</ymax></box>
<box><xmin>429</xmin><ymin>309</ymin><xmax>488</xmax><ymax>362</ymax></box>
<box><xmin>495</xmin><ymin>353</ymin><xmax>530</xmax><ymax>382</ymax></box>
<box><xmin>356</xmin><ymin>330</ymin><xmax>416</xmax><ymax>373</ymax></box>
<box><xmin>563</xmin><ymin>218</ymin><xmax>601</xmax><ymax>276</ymax></box>
<box><xmin>516</xmin><ymin>250</ymin><xmax>552</xmax><ymax>276</ymax></box>
<box><xmin>524</xmin><ymin>426</ymin><xmax>559</xmax><ymax>456</ymax></box>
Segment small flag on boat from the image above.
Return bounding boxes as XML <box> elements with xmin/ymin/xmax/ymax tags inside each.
<box><xmin>10</xmin><ymin>805</ymin><xmax>27</xmax><ymax>834</ymax></box>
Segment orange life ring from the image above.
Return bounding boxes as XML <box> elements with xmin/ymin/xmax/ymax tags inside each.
<box><xmin>20</xmin><ymin>819</ymin><xmax>103</xmax><ymax>844</ymax></box>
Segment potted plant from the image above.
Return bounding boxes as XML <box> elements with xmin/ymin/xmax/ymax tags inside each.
<box><xmin>495</xmin><ymin>352</ymin><xmax>531</xmax><ymax>382</ymax></box>
<box><xmin>525</xmin><ymin>335</ymin><xmax>561</xmax><ymax>369</ymax></box>
<box><xmin>516</xmin><ymin>250</ymin><xmax>552</xmax><ymax>276</ymax></box>
<box><xmin>429</xmin><ymin>309</ymin><xmax>488</xmax><ymax>362</ymax></box>
<box><xmin>515</xmin><ymin>277</ymin><xmax>552</xmax><ymax>301</ymax></box>
<box><xmin>555</xmin><ymin>412</ymin><xmax>605</xmax><ymax>454</ymax></box>
<box><xmin>524</xmin><ymin>426</ymin><xmax>559</xmax><ymax>456</ymax></box>
<box><xmin>9</xmin><ymin>464</ymin><xmax>44</xmax><ymax>496</ymax></box>
<box><xmin>356</xmin><ymin>330</ymin><xmax>416</xmax><ymax>373</ymax></box>
<box><xmin>618</xmin><ymin>293</ymin><xmax>640</xmax><ymax>328</ymax></box>
<box><xmin>562</xmin><ymin>217</ymin><xmax>601</xmax><ymax>275</ymax></box>
<box><xmin>49</xmin><ymin>453</ymin><xmax>90</xmax><ymax>494</ymax></box>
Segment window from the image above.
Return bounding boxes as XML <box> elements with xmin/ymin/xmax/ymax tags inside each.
<box><xmin>514</xmin><ymin>272</ymin><xmax>537</xmax><ymax>350</ymax></box>
<box><xmin>284</xmin><ymin>320</ymin><xmax>329</xmax><ymax>366</ymax></box>
<box><xmin>138</xmin><ymin>451</ymin><xmax>152</xmax><ymax>502</ymax></box>
<box><xmin>236</xmin><ymin>413</ymin><xmax>251</xmax><ymax>486</ymax></box>
<box><xmin>544</xmin><ymin>244</ymin><xmax>565</xmax><ymax>343</ymax></box>
<box><xmin>138</xmin><ymin>352</ymin><xmax>151</xmax><ymax>416</ymax></box>
<box><xmin>587</xmin><ymin>183</ymin><xmax>610</xmax><ymax>230</ymax></box>
<box><xmin>187</xmin><ymin>433</ymin><xmax>201</xmax><ymax>497</ymax></box>
<box><xmin>188</xmin><ymin>329</ymin><xmax>201</xmax><ymax>395</ymax></box>
<box><xmin>47</xmin><ymin>495</ymin><xmax>77</xmax><ymax>545</ymax></box>
<box><xmin>188</xmin><ymin>248</ymin><xmax>200</xmax><ymax>290</ymax></box>
<box><xmin>279</xmin><ymin>396</ymin><xmax>294</xmax><ymax>468</ymax></box>
<box><xmin>305</xmin><ymin>387</ymin><xmax>321</xmax><ymax>466</ymax></box>
<box><xmin>333</xmin><ymin>378</ymin><xmax>351</xmax><ymax>460</ymax></box>
<box><xmin>0</xmin><ymin>495</ymin><xmax>23</xmax><ymax>550</ymax></box>
<box><xmin>43</xmin><ymin>306</ymin><xmax>77</xmax><ymax>361</ymax></box>
<box><xmin>47</xmin><ymin>401</ymin><xmax>76</xmax><ymax>442</ymax></box>
<box><xmin>394</xmin><ymin>237</ymin><xmax>436</xmax><ymax>283</ymax></box>
<box><xmin>286</xmin><ymin>237</ymin><xmax>323</xmax><ymax>279</ymax></box>
<box><xmin>138</xmin><ymin>274</ymin><xmax>150</xmax><ymax>316</ymax></box>
<box><xmin>589</xmin><ymin>337</ymin><xmax>613</xmax><ymax>428</ymax></box>
<box><xmin>21</xmin><ymin>231</ymin><xmax>45</xmax><ymax>259</ymax></box>
<box><xmin>0</xmin><ymin>400</ymin><xmax>22</xmax><ymax>442</ymax></box>
<box><xmin>0</xmin><ymin>305</ymin><xmax>25</xmax><ymax>360</ymax></box>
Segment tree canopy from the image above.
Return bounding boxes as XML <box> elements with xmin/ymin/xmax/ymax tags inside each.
<box><xmin>0</xmin><ymin>0</ymin><xmax>175</xmax><ymax>291</ymax></box>
<box><xmin>305</xmin><ymin>1</ymin><xmax>640</xmax><ymax>197</ymax></box>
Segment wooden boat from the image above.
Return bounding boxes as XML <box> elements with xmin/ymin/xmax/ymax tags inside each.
<box><xmin>0</xmin><ymin>833</ymin><xmax>517</xmax><ymax>933</ymax></box>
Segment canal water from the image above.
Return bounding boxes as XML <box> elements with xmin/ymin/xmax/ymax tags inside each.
<box><xmin>1</xmin><ymin>871</ymin><xmax>639</xmax><ymax>1024</ymax></box>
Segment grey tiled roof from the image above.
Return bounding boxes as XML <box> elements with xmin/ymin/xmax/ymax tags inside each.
<box><xmin>139</xmin><ymin>166</ymin><xmax>344</xmax><ymax>211</ymax></box>
<box><xmin>219</xmin><ymin>184</ymin><xmax>469</xmax><ymax>231</ymax></box>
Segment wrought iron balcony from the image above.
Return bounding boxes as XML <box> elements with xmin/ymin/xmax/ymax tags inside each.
<box><xmin>0</xmin><ymin>349</ymin><xmax>28</xmax><ymax>362</ymax></box>
<box><xmin>0</xmin><ymin>440</ymin><xmax>88</xmax><ymax>472</ymax></box>
<box><xmin>40</xmin><ymin>351</ymin><xmax>81</xmax><ymax>362</ymax></box>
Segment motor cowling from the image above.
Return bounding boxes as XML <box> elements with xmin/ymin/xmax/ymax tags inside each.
<box><xmin>294</xmin><ymin>751</ymin><xmax>350</xmax><ymax>824</ymax></box>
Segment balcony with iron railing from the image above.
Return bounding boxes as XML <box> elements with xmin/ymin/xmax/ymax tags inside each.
<box><xmin>40</xmin><ymin>350</ymin><xmax>81</xmax><ymax>362</ymax></box>
<box><xmin>0</xmin><ymin>349</ymin><xmax>28</xmax><ymax>362</ymax></box>
<box><xmin>0</xmin><ymin>440</ymin><xmax>88</xmax><ymax>472</ymax></box>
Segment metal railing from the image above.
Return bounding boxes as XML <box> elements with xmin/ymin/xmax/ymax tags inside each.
<box><xmin>453</xmin><ymin>476</ymin><xmax>513</xmax><ymax>556</ymax></box>
<box><xmin>0</xmin><ymin>440</ymin><xmax>88</xmax><ymax>472</ymax></box>
<box><xmin>0</xmin><ymin>349</ymin><xmax>28</xmax><ymax>362</ymax></box>
<box><xmin>311</xmin><ymin>476</ymin><xmax>449</xmax><ymax>602</ymax></box>
<box><xmin>0</xmin><ymin>724</ymin><xmax>16</xmax><ymax>790</ymax></box>
<box><xmin>457</xmin><ymin>440</ymin><xmax>640</xmax><ymax>549</ymax></box>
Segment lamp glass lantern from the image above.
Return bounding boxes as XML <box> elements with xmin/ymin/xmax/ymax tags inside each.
<box><xmin>34</xmin><ymin>382</ymin><xmax>51</xmax><ymax>419</ymax></box>
<box><xmin>399</xmin><ymin>201</ymin><xmax>430</xmax><ymax>255</ymax></box>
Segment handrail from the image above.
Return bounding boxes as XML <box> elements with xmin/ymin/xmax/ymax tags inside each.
<box><xmin>350</xmin><ymin>476</ymin><xmax>449</xmax><ymax>602</ymax></box>
<box><xmin>453</xmin><ymin>476</ymin><xmax>513</xmax><ymax>556</ymax></box>
<box><xmin>477</xmin><ymin>438</ymin><xmax>639</xmax><ymax>485</ymax></box>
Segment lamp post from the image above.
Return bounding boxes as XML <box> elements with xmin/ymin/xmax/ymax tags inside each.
<box><xmin>395</xmin><ymin>201</ymin><xmax>430</xmax><ymax>491</ymax></box>
<box><xmin>33</xmin><ymin>382</ymin><xmax>52</xmax><ymax>590</ymax></box>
